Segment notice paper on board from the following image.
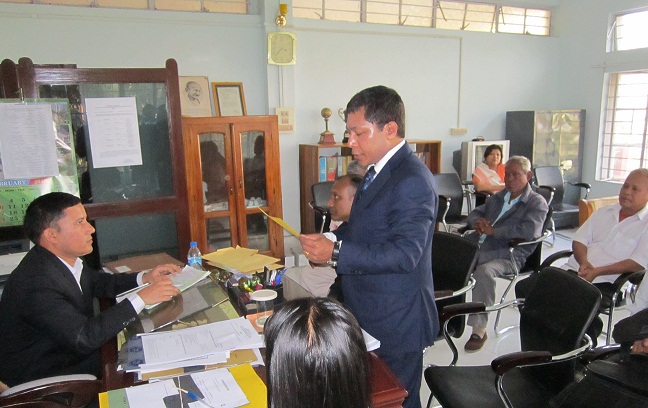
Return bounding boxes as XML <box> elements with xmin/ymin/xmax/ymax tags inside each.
<box><xmin>259</xmin><ymin>208</ymin><xmax>300</xmax><ymax>237</ymax></box>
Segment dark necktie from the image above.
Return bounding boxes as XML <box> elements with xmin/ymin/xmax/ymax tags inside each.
<box><xmin>361</xmin><ymin>166</ymin><xmax>376</xmax><ymax>192</ymax></box>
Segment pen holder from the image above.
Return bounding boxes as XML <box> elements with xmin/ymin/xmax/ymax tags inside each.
<box><xmin>249</xmin><ymin>289</ymin><xmax>277</xmax><ymax>328</ymax></box>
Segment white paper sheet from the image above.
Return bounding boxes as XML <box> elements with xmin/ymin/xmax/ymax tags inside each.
<box><xmin>85</xmin><ymin>97</ymin><xmax>142</xmax><ymax>169</ymax></box>
<box><xmin>0</xmin><ymin>103</ymin><xmax>58</xmax><ymax>179</ymax></box>
<box><xmin>138</xmin><ymin>317</ymin><xmax>263</xmax><ymax>365</ymax></box>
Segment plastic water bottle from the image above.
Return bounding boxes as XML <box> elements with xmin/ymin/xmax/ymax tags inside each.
<box><xmin>187</xmin><ymin>241</ymin><xmax>203</xmax><ymax>269</ymax></box>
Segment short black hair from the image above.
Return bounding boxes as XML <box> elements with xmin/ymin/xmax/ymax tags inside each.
<box><xmin>345</xmin><ymin>85</ymin><xmax>406</xmax><ymax>138</ymax></box>
<box><xmin>483</xmin><ymin>144</ymin><xmax>503</xmax><ymax>160</ymax></box>
<box><xmin>23</xmin><ymin>192</ymin><xmax>81</xmax><ymax>245</ymax></box>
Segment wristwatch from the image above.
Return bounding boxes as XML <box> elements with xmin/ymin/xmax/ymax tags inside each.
<box><xmin>327</xmin><ymin>241</ymin><xmax>342</xmax><ymax>267</ymax></box>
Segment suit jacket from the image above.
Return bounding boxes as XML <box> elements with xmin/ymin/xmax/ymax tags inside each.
<box><xmin>334</xmin><ymin>143</ymin><xmax>439</xmax><ymax>354</ymax></box>
<box><xmin>0</xmin><ymin>245</ymin><xmax>139</xmax><ymax>386</ymax></box>
<box><xmin>465</xmin><ymin>183</ymin><xmax>548</xmax><ymax>268</ymax></box>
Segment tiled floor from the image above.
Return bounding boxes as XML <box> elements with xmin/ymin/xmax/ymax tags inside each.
<box><xmin>419</xmin><ymin>228</ymin><xmax>635</xmax><ymax>407</ymax></box>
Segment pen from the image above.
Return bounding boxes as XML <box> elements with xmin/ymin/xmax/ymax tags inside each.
<box><xmin>176</xmin><ymin>387</ymin><xmax>217</xmax><ymax>408</ymax></box>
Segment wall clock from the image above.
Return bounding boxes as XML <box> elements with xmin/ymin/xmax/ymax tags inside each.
<box><xmin>268</xmin><ymin>32</ymin><xmax>296</xmax><ymax>66</ymax></box>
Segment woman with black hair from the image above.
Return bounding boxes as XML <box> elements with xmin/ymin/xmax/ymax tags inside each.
<box><xmin>264</xmin><ymin>297</ymin><xmax>371</xmax><ymax>408</ymax></box>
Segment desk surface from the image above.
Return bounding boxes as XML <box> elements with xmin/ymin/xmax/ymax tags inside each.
<box><xmin>100</xmin><ymin>275</ymin><xmax>407</xmax><ymax>408</ymax></box>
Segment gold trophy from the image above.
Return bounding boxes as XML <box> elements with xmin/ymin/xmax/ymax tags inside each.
<box><xmin>318</xmin><ymin>107</ymin><xmax>336</xmax><ymax>144</ymax></box>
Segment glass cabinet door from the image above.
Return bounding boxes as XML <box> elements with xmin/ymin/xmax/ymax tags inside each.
<box><xmin>240</xmin><ymin>131</ymin><xmax>269</xmax><ymax>252</ymax></box>
<box><xmin>198</xmin><ymin>132</ymin><xmax>235</xmax><ymax>252</ymax></box>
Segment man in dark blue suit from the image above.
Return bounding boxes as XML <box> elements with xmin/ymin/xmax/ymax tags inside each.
<box><xmin>301</xmin><ymin>85</ymin><xmax>439</xmax><ymax>408</ymax></box>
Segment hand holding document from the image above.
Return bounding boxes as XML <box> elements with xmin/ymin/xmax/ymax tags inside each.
<box><xmin>116</xmin><ymin>265</ymin><xmax>210</xmax><ymax>309</ymax></box>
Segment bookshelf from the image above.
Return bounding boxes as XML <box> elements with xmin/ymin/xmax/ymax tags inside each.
<box><xmin>299</xmin><ymin>140</ymin><xmax>442</xmax><ymax>233</ymax></box>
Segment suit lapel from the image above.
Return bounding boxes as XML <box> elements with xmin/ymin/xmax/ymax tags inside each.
<box><xmin>350</xmin><ymin>143</ymin><xmax>411</xmax><ymax>217</ymax></box>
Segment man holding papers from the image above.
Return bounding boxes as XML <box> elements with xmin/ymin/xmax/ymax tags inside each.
<box><xmin>0</xmin><ymin>192</ymin><xmax>181</xmax><ymax>387</ymax></box>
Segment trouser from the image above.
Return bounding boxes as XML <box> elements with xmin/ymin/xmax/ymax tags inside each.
<box><xmin>467</xmin><ymin>258</ymin><xmax>516</xmax><ymax>330</ymax></box>
<box><xmin>377</xmin><ymin>350</ymin><xmax>424</xmax><ymax>408</ymax></box>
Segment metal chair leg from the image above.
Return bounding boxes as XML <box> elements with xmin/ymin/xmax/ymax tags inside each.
<box><xmin>494</xmin><ymin>275</ymin><xmax>519</xmax><ymax>335</ymax></box>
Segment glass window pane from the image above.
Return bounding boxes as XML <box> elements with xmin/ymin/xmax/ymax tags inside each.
<box><xmin>614</xmin><ymin>9</ymin><xmax>648</xmax><ymax>51</ymax></box>
<box><xmin>94</xmin><ymin>212</ymin><xmax>178</xmax><ymax>263</ymax></box>
<box><xmin>39</xmin><ymin>82</ymin><xmax>175</xmax><ymax>204</ymax></box>
<box><xmin>247</xmin><ymin>213</ymin><xmax>269</xmax><ymax>252</ymax></box>
<box><xmin>206</xmin><ymin>216</ymin><xmax>232</xmax><ymax>252</ymax></box>
<box><xmin>242</xmin><ymin>132</ymin><xmax>267</xmax><ymax>206</ymax></box>
<box><xmin>199</xmin><ymin>133</ymin><xmax>229</xmax><ymax>211</ymax></box>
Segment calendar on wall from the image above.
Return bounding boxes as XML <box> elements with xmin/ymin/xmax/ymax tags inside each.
<box><xmin>0</xmin><ymin>99</ymin><xmax>79</xmax><ymax>228</ymax></box>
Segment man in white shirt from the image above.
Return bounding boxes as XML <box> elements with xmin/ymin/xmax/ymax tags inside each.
<box><xmin>563</xmin><ymin>168</ymin><xmax>648</xmax><ymax>285</ymax></box>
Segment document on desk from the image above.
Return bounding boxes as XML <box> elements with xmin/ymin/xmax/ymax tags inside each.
<box><xmin>138</xmin><ymin>317</ymin><xmax>263</xmax><ymax>366</ymax></box>
<box><xmin>115</xmin><ymin>265</ymin><xmax>211</xmax><ymax>308</ymax></box>
<box><xmin>122</xmin><ymin>368</ymin><xmax>248</xmax><ymax>408</ymax></box>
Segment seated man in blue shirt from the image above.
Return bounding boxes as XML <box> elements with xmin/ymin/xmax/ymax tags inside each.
<box><xmin>463</xmin><ymin>156</ymin><xmax>548</xmax><ymax>351</ymax></box>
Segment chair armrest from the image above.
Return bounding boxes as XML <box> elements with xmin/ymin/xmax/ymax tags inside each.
<box><xmin>629</xmin><ymin>270</ymin><xmax>645</xmax><ymax>286</ymax></box>
<box><xmin>508</xmin><ymin>231</ymin><xmax>551</xmax><ymax>249</ymax></box>
<box><xmin>0</xmin><ymin>375</ymin><xmax>101</xmax><ymax>407</ymax></box>
<box><xmin>612</xmin><ymin>269</ymin><xmax>646</xmax><ymax>288</ymax></box>
<box><xmin>539</xmin><ymin>250</ymin><xmax>573</xmax><ymax>269</ymax></box>
<box><xmin>580</xmin><ymin>344</ymin><xmax>623</xmax><ymax>364</ymax></box>
<box><xmin>568</xmin><ymin>181</ymin><xmax>591</xmax><ymax>199</ymax></box>
<box><xmin>440</xmin><ymin>301</ymin><xmax>485</xmax><ymax>323</ymax></box>
<box><xmin>491</xmin><ymin>351</ymin><xmax>552</xmax><ymax>375</ymax></box>
<box><xmin>434</xmin><ymin>278</ymin><xmax>477</xmax><ymax>301</ymax></box>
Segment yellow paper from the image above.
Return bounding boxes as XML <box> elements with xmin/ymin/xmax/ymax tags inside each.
<box><xmin>259</xmin><ymin>208</ymin><xmax>300</xmax><ymax>237</ymax></box>
<box><xmin>203</xmin><ymin>246</ymin><xmax>281</xmax><ymax>274</ymax></box>
<box><xmin>230</xmin><ymin>364</ymin><xmax>267</xmax><ymax>408</ymax></box>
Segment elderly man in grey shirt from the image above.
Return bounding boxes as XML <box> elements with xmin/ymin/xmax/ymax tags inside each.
<box><xmin>463</xmin><ymin>155</ymin><xmax>549</xmax><ymax>351</ymax></box>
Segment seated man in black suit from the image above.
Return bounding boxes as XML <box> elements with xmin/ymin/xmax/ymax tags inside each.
<box><xmin>0</xmin><ymin>192</ymin><xmax>181</xmax><ymax>387</ymax></box>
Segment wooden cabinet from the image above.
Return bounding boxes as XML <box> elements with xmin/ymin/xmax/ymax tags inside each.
<box><xmin>299</xmin><ymin>140</ymin><xmax>442</xmax><ymax>233</ymax></box>
<box><xmin>183</xmin><ymin>116</ymin><xmax>284</xmax><ymax>259</ymax></box>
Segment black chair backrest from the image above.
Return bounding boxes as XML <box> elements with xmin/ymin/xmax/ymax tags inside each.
<box><xmin>520</xmin><ymin>207</ymin><xmax>553</xmax><ymax>274</ymax></box>
<box><xmin>434</xmin><ymin>173</ymin><xmax>464</xmax><ymax>222</ymax></box>
<box><xmin>311</xmin><ymin>181</ymin><xmax>333</xmax><ymax>233</ymax></box>
<box><xmin>311</xmin><ymin>181</ymin><xmax>334</xmax><ymax>208</ymax></box>
<box><xmin>534</xmin><ymin>166</ymin><xmax>565</xmax><ymax>204</ymax></box>
<box><xmin>520</xmin><ymin>267</ymin><xmax>602</xmax><ymax>390</ymax></box>
<box><xmin>432</xmin><ymin>231</ymin><xmax>479</xmax><ymax>337</ymax></box>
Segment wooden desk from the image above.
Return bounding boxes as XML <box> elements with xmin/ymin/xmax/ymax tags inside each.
<box><xmin>100</xmin><ymin>280</ymin><xmax>407</xmax><ymax>407</ymax></box>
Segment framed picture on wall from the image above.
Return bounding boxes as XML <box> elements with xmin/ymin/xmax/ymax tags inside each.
<box><xmin>179</xmin><ymin>76</ymin><xmax>212</xmax><ymax>117</ymax></box>
<box><xmin>212</xmin><ymin>82</ymin><xmax>247</xmax><ymax>117</ymax></box>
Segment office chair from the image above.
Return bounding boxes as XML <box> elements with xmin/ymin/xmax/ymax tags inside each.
<box><xmin>528</xmin><ymin>250</ymin><xmax>646</xmax><ymax>346</ymax></box>
<box><xmin>434</xmin><ymin>173</ymin><xmax>470</xmax><ymax>233</ymax></box>
<box><xmin>431</xmin><ymin>232</ymin><xmax>478</xmax><ymax>340</ymax></box>
<box><xmin>0</xmin><ymin>374</ymin><xmax>100</xmax><ymax>408</ymax></box>
<box><xmin>492</xmin><ymin>206</ymin><xmax>554</xmax><ymax>334</ymax></box>
<box><xmin>424</xmin><ymin>267</ymin><xmax>601</xmax><ymax>408</ymax></box>
<box><xmin>534</xmin><ymin>166</ymin><xmax>591</xmax><ymax>230</ymax></box>
<box><xmin>310</xmin><ymin>181</ymin><xmax>333</xmax><ymax>233</ymax></box>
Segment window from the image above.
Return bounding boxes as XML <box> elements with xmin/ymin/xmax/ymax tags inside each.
<box><xmin>293</xmin><ymin>0</ymin><xmax>551</xmax><ymax>35</ymax></box>
<box><xmin>609</xmin><ymin>8</ymin><xmax>648</xmax><ymax>52</ymax></box>
<box><xmin>599</xmin><ymin>71</ymin><xmax>648</xmax><ymax>182</ymax></box>
<box><xmin>0</xmin><ymin>0</ymin><xmax>249</xmax><ymax>14</ymax></box>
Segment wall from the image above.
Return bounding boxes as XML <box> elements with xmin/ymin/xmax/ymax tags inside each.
<box><xmin>553</xmin><ymin>0</ymin><xmax>648</xmax><ymax>198</ymax></box>
<box><xmin>2</xmin><ymin>1</ymin><xmax>639</xmax><ymax>231</ymax></box>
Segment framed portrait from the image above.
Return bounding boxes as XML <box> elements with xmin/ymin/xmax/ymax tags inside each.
<box><xmin>179</xmin><ymin>76</ymin><xmax>212</xmax><ymax>117</ymax></box>
<box><xmin>212</xmin><ymin>82</ymin><xmax>247</xmax><ymax>117</ymax></box>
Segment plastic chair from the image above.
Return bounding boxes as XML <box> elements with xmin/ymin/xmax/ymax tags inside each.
<box><xmin>534</xmin><ymin>166</ymin><xmax>591</xmax><ymax>230</ymax></box>
<box><xmin>0</xmin><ymin>374</ymin><xmax>100</xmax><ymax>408</ymax></box>
<box><xmin>532</xmin><ymin>250</ymin><xmax>646</xmax><ymax>345</ymax></box>
<box><xmin>430</xmin><ymin>232</ymin><xmax>478</xmax><ymax>341</ymax></box>
<box><xmin>310</xmin><ymin>181</ymin><xmax>333</xmax><ymax>233</ymax></box>
<box><xmin>424</xmin><ymin>267</ymin><xmax>602</xmax><ymax>408</ymax></box>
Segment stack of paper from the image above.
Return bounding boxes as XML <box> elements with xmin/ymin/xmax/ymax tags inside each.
<box><xmin>119</xmin><ymin>317</ymin><xmax>264</xmax><ymax>381</ymax></box>
<box><xmin>99</xmin><ymin>364</ymin><xmax>266</xmax><ymax>408</ymax></box>
<box><xmin>202</xmin><ymin>246</ymin><xmax>282</xmax><ymax>274</ymax></box>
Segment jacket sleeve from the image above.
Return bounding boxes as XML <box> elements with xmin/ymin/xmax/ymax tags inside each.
<box><xmin>21</xmin><ymin>270</ymin><xmax>139</xmax><ymax>356</ymax></box>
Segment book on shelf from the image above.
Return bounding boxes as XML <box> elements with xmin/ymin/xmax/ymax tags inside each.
<box><xmin>326</xmin><ymin>155</ymin><xmax>338</xmax><ymax>181</ymax></box>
